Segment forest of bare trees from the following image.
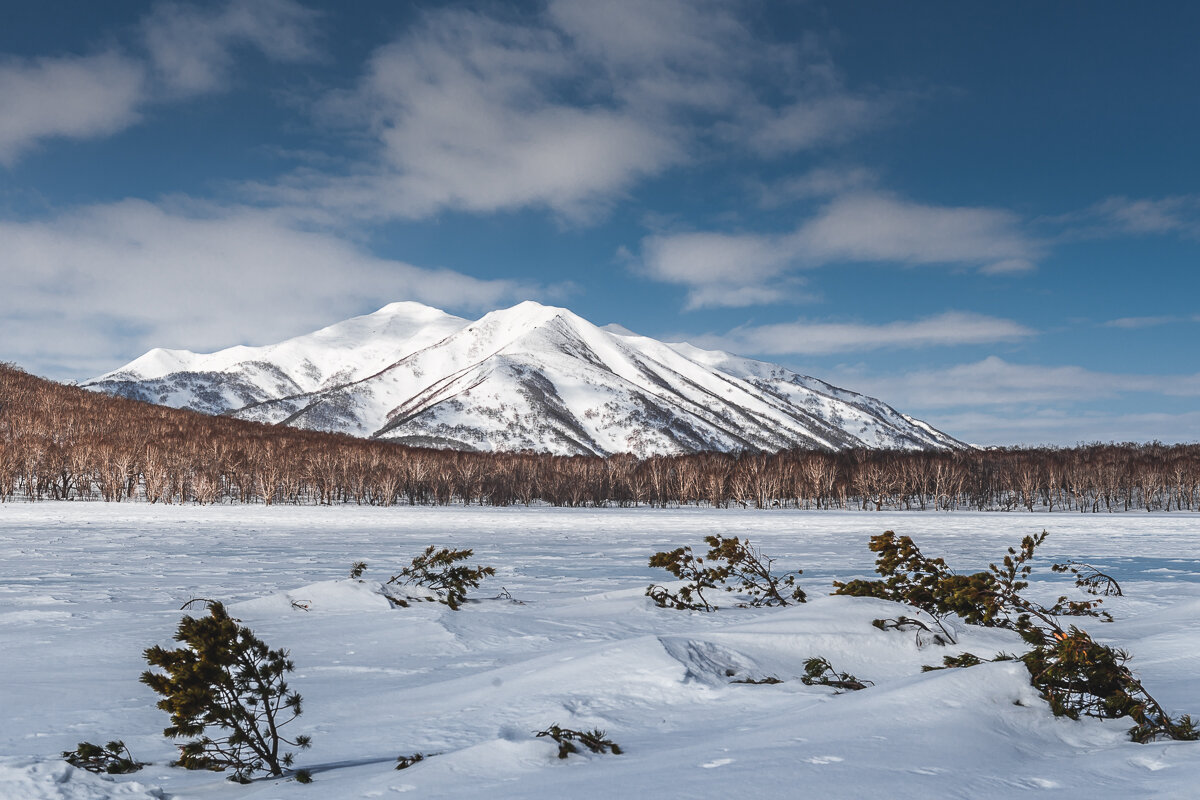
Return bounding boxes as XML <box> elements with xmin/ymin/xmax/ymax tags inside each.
<box><xmin>2</xmin><ymin>362</ymin><xmax>1198</xmax><ymax>512</ymax></box>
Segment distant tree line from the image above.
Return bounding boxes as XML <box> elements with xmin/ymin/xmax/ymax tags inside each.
<box><xmin>2</xmin><ymin>362</ymin><xmax>1198</xmax><ymax>511</ymax></box>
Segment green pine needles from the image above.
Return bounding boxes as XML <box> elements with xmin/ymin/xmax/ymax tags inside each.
<box><xmin>1023</xmin><ymin>627</ymin><xmax>1197</xmax><ymax>743</ymax></box>
<box><xmin>387</xmin><ymin>546</ymin><xmax>495</xmax><ymax>610</ymax></box>
<box><xmin>140</xmin><ymin>601</ymin><xmax>312</xmax><ymax>783</ymax></box>
<box><xmin>839</xmin><ymin>530</ymin><xmax>1196</xmax><ymax>743</ymax></box>
<box><xmin>646</xmin><ymin>535</ymin><xmax>805</xmax><ymax>611</ymax></box>
<box><xmin>800</xmin><ymin>657</ymin><xmax>872</xmax><ymax>692</ymax></box>
<box><xmin>535</xmin><ymin>724</ymin><xmax>623</xmax><ymax>759</ymax></box>
<box><xmin>61</xmin><ymin>740</ymin><xmax>145</xmax><ymax>774</ymax></box>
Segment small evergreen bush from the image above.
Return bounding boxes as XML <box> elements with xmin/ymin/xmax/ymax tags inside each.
<box><xmin>646</xmin><ymin>535</ymin><xmax>804</xmax><ymax>611</ymax></box>
<box><xmin>840</xmin><ymin>530</ymin><xmax>1195</xmax><ymax>743</ymax></box>
<box><xmin>1023</xmin><ymin>627</ymin><xmax>1197</xmax><ymax>742</ymax></box>
<box><xmin>61</xmin><ymin>741</ymin><xmax>145</xmax><ymax>774</ymax></box>
<box><xmin>395</xmin><ymin>752</ymin><xmax>427</xmax><ymax>770</ymax></box>
<box><xmin>535</xmin><ymin>725</ymin><xmax>622</xmax><ymax>758</ymax></box>
<box><xmin>387</xmin><ymin>546</ymin><xmax>495</xmax><ymax>610</ymax></box>
<box><xmin>800</xmin><ymin>657</ymin><xmax>871</xmax><ymax>692</ymax></box>
<box><xmin>834</xmin><ymin>530</ymin><xmax>1110</xmax><ymax>644</ymax></box>
<box><xmin>872</xmin><ymin>615</ymin><xmax>952</xmax><ymax>646</ymax></box>
<box><xmin>140</xmin><ymin>601</ymin><xmax>312</xmax><ymax>782</ymax></box>
<box><xmin>1051</xmin><ymin>560</ymin><xmax>1123</xmax><ymax>597</ymax></box>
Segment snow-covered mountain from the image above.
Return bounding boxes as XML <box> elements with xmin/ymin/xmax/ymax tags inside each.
<box><xmin>84</xmin><ymin>301</ymin><xmax>964</xmax><ymax>455</ymax></box>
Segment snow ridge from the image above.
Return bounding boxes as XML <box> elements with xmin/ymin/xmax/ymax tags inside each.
<box><xmin>84</xmin><ymin>301</ymin><xmax>963</xmax><ymax>455</ymax></box>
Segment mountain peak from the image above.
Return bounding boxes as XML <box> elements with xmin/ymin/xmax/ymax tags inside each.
<box><xmin>372</xmin><ymin>300</ymin><xmax>453</xmax><ymax>317</ymax></box>
<box><xmin>83</xmin><ymin>301</ymin><xmax>963</xmax><ymax>455</ymax></box>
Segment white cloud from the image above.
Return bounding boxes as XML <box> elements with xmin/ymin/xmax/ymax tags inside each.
<box><xmin>0</xmin><ymin>52</ymin><xmax>145</xmax><ymax>165</ymax></box>
<box><xmin>1102</xmin><ymin>315</ymin><xmax>1183</xmax><ymax>329</ymax></box>
<box><xmin>755</xmin><ymin>166</ymin><xmax>879</xmax><ymax>207</ymax></box>
<box><xmin>916</xmin><ymin>409</ymin><xmax>1200</xmax><ymax>448</ymax></box>
<box><xmin>142</xmin><ymin>0</ymin><xmax>319</xmax><ymax>95</ymax></box>
<box><xmin>0</xmin><ymin>199</ymin><xmax>544</xmax><ymax>380</ymax></box>
<box><xmin>641</xmin><ymin>191</ymin><xmax>1042</xmax><ymax>307</ymax></box>
<box><xmin>1091</xmin><ymin>196</ymin><xmax>1198</xmax><ymax>234</ymax></box>
<box><xmin>641</xmin><ymin>231</ymin><xmax>794</xmax><ymax>286</ymax></box>
<box><xmin>257</xmin><ymin>9</ymin><xmax>683</xmax><ymax>222</ymax></box>
<box><xmin>0</xmin><ymin>0</ymin><xmax>319</xmax><ymax>166</ymax></box>
<box><xmin>815</xmin><ymin>356</ymin><xmax>1200</xmax><ymax>446</ymax></box>
<box><xmin>798</xmin><ymin>192</ymin><xmax>1039</xmax><ymax>269</ymax></box>
<box><xmin>257</xmin><ymin>0</ymin><xmax>897</xmax><ymax>222</ymax></box>
<box><xmin>1052</xmin><ymin>194</ymin><xmax>1200</xmax><ymax>240</ymax></box>
<box><xmin>825</xmin><ymin>356</ymin><xmax>1200</xmax><ymax>409</ymax></box>
<box><xmin>693</xmin><ymin>313</ymin><xmax>1034</xmax><ymax>356</ymax></box>
<box><xmin>744</xmin><ymin>94</ymin><xmax>890</xmax><ymax>156</ymax></box>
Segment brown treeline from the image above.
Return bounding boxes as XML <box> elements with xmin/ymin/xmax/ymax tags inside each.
<box><xmin>1</xmin><ymin>362</ymin><xmax>1197</xmax><ymax>511</ymax></box>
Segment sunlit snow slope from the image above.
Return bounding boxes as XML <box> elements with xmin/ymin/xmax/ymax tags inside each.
<box><xmin>84</xmin><ymin>301</ymin><xmax>963</xmax><ymax>455</ymax></box>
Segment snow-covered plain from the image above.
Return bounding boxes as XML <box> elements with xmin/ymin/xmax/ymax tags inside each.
<box><xmin>1</xmin><ymin>504</ymin><xmax>1198</xmax><ymax>799</ymax></box>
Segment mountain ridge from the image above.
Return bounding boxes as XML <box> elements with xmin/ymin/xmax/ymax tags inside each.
<box><xmin>84</xmin><ymin>301</ymin><xmax>964</xmax><ymax>455</ymax></box>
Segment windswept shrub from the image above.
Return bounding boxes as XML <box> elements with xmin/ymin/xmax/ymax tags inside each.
<box><xmin>800</xmin><ymin>657</ymin><xmax>871</xmax><ymax>692</ymax></box>
<box><xmin>646</xmin><ymin>544</ymin><xmax>721</xmax><ymax>611</ymax></box>
<box><xmin>61</xmin><ymin>741</ymin><xmax>145</xmax><ymax>774</ymax></box>
<box><xmin>840</xmin><ymin>530</ymin><xmax>1195</xmax><ymax>743</ymax></box>
<box><xmin>920</xmin><ymin>652</ymin><xmax>1018</xmax><ymax>672</ymax></box>
<box><xmin>646</xmin><ymin>535</ymin><xmax>804</xmax><ymax>611</ymax></box>
<box><xmin>1051</xmin><ymin>560</ymin><xmax>1123</xmax><ymax>597</ymax></box>
<box><xmin>387</xmin><ymin>546</ymin><xmax>495</xmax><ymax>610</ymax></box>
<box><xmin>834</xmin><ymin>530</ymin><xmax>1110</xmax><ymax>644</ymax></box>
<box><xmin>535</xmin><ymin>725</ymin><xmax>622</xmax><ymax>758</ymax></box>
<box><xmin>395</xmin><ymin>752</ymin><xmax>427</xmax><ymax>770</ymax></box>
<box><xmin>1023</xmin><ymin>627</ymin><xmax>1197</xmax><ymax>743</ymax></box>
<box><xmin>349</xmin><ymin>561</ymin><xmax>368</xmax><ymax>580</ymax></box>
<box><xmin>707</xmin><ymin>535</ymin><xmax>806</xmax><ymax>605</ymax></box>
<box><xmin>872</xmin><ymin>615</ymin><xmax>952</xmax><ymax>647</ymax></box>
<box><xmin>140</xmin><ymin>601</ymin><xmax>312</xmax><ymax>782</ymax></box>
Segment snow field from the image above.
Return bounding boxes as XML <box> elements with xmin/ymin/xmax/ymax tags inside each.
<box><xmin>1</xmin><ymin>504</ymin><xmax>1199</xmax><ymax>798</ymax></box>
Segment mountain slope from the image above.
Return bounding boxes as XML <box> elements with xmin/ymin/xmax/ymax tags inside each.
<box><xmin>84</xmin><ymin>301</ymin><xmax>963</xmax><ymax>455</ymax></box>
<box><xmin>85</xmin><ymin>302</ymin><xmax>468</xmax><ymax>415</ymax></box>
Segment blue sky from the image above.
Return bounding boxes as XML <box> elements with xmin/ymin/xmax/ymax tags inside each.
<box><xmin>2</xmin><ymin>0</ymin><xmax>1198</xmax><ymax>446</ymax></box>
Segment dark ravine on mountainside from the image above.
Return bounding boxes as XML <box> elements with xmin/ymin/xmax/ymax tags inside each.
<box><xmin>83</xmin><ymin>301</ymin><xmax>965</xmax><ymax>456</ymax></box>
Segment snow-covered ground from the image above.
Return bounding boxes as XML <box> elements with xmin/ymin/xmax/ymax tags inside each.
<box><xmin>1</xmin><ymin>504</ymin><xmax>1198</xmax><ymax>799</ymax></box>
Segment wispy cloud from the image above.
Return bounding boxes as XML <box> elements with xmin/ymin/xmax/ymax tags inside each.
<box><xmin>0</xmin><ymin>199</ymin><xmax>547</xmax><ymax>379</ymax></box>
<box><xmin>1102</xmin><ymin>315</ymin><xmax>1195</xmax><ymax>329</ymax></box>
<box><xmin>641</xmin><ymin>191</ymin><xmax>1042</xmax><ymax>308</ymax></box>
<box><xmin>0</xmin><ymin>0</ymin><xmax>319</xmax><ymax>166</ymax></box>
<box><xmin>0</xmin><ymin>52</ymin><xmax>145</xmax><ymax>165</ymax></box>
<box><xmin>254</xmin><ymin>0</ymin><xmax>899</xmax><ymax>223</ymax></box>
<box><xmin>754</xmin><ymin>166</ymin><xmax>879</xmax><ymax>207</ymax></box>
<box><xmin>142</xmin><ymin>0</ymin><xmax>320</xmax><ymax>95</ymax></box>
<box><xmin>916</xmin><ymin>409</ymin><xmax>1200</xmax><ymax>448</ymax></box>
<box><xmin>820</xmin><ymin>356</ymin><xmax>1200</xmax><ymax>445</ymax></box>
<box><xmin>1053</xmin><ymin>194</ymin><xmax>1200</xmax><ymax>239</ymax></box>
<box><xmin>827</xmin><ymin>356</ymin><xmax>1200</xmax><ymax>409</ymax></box>
<box><xmin>691</xmin><ymin>312</ymin><xmax>1034</xmax><ymax>356</ymax></box>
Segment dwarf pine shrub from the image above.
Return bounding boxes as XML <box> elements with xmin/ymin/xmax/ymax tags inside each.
<box><xmin>535</xmin><ymin>725</ymin><xmax>622</xmax><ymax>758</ymax></box>
<box><xmin>387</xmin><ymin>546</ymin><xmax>495</xmax><ymax>610</ymax></box>
<box><xmin>1023</xmin><ymin>627</ymin><xmax>1197</xmax><ymax>742</ymax></box>
<box><xmin>840</xmin><ymin>530</ymin><xmax>1196</xmax><ymax>743</ymax></box>
<box><xmin>395</xmin><ymin>752</ymin><xmax>427</xmax><ymax>770</ymax></box>
<box><xmin>800</xmin><ymin>657</ymin><xmax>872</xmax><ymax>692</ymax></box>
<box><xmin>61</xmin><ymin>741</ymin><xmax>145</xmax><ymax>774</ymax></box>
<box><xmin>140</xmin><ymin>601</ymin><xmax>312</xmax><ymax>782</ymax></box>
<box><xmin>1051</xmin><ymin>560</ymin><xmax>1123</xmax><ymax>597</ymax></box>
<box><xmin>833</xmin><ymin>530</ymin><xmax>1110</xmax><ymax>644</ymax></box>
<box><xmin>646</xmin><ymin>535</ymin><xmax>804</xmax><ymax>611</ymax></box>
